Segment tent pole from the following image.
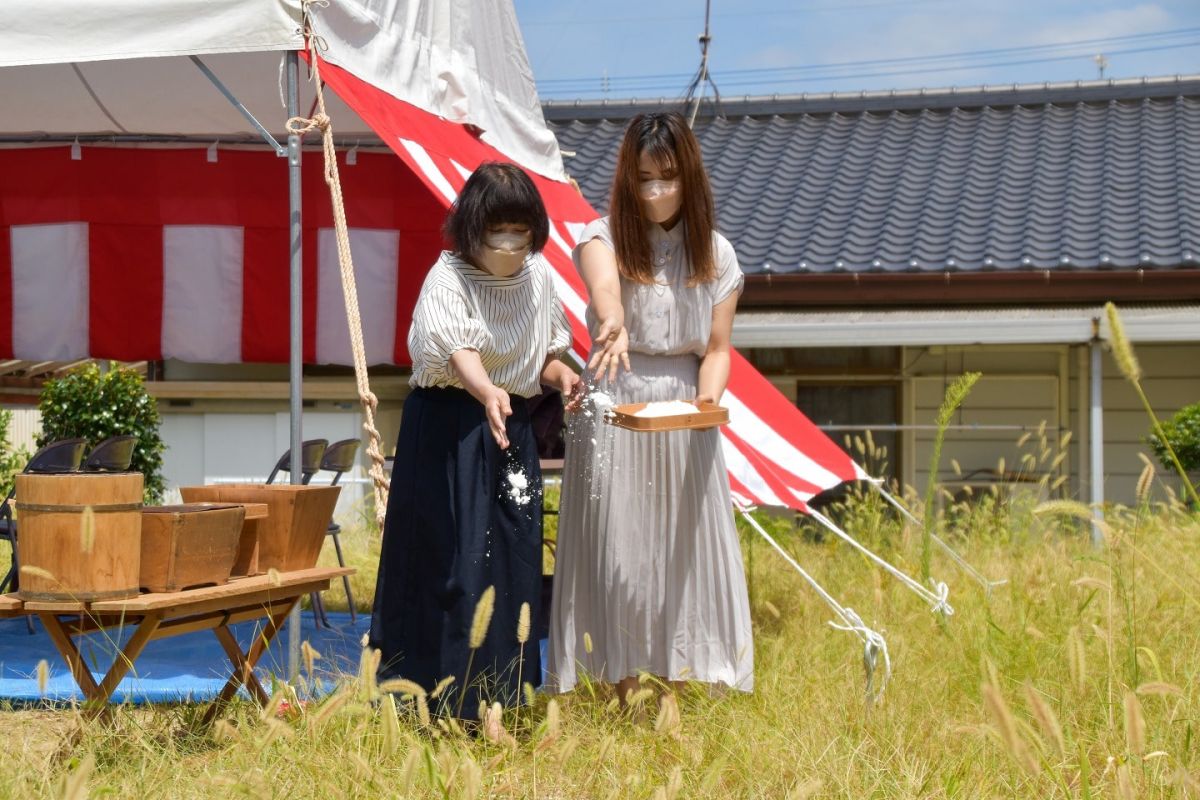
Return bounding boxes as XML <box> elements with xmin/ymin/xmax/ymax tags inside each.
<box><xmin>286</xmin><ymin>49</ymin><xmax>304</xmax><ymax>683</ymax></box>
<box><xmin>1089</xmin><ymin>332</ymin><xmax>1105</xmax><ymax>547</ymax></box>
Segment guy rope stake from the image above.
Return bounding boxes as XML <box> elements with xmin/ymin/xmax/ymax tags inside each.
<box><xmin>869</xmin><ymin>480</ymin><xmax>1008</xmax><ymax>595</ymax></box>
<box><xmin>286</xmin><ymin>13</ymin><xmax>390</xmax><ymax>526</ymax></box>
<box><xmin>806</xmin><ymin>508</ymin><xmax>955</xmax><ymax>617</ymax></box>
<box><xmin>736</xmin><ymin>502</ymin><xmax>890</xmax><ymax>704</ymax></box>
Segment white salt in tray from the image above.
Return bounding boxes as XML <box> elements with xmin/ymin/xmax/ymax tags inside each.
<box><xmin>606</xmin><ymin>399</ymin><xmax>729</xmax><ymax>432</ymax></box>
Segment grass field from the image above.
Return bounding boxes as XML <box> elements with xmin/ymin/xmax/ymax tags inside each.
<box><xmin>2</xmin><ymin>480</ymin><xmax>1199</xmax><ymax>799</ymax></box>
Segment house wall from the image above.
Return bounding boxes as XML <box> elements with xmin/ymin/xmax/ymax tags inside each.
<box><xmin>1091</xmin><ymin>342</ymin><xmax>1200</xmax><ymax>505</ymax></box>
<box><xmin>5</xmin><ymin>408</ymin><xmax>41</xmax><ymax>453</ymax></box>
<box><xmin>750</xmin><ymin>341</ymin><xmax>1200</xmax><ymax>508</ymax></box>
<box><xmin>905</xmin><ymin>346</ymin><xmax>1068</xmax><ymax>505</ymax></box>
<box><xmin>155</xmin><ymin>394</ymin><xmax>405</xmax><ymax>524</ymax></box>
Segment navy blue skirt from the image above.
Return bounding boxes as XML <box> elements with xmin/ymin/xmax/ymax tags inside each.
<box><xmin>369</xmin><ymin>386</ymin><xmax>543</xmax><ymax>714</ymax></box>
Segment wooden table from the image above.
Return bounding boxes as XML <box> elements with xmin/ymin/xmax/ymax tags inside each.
<box><xmin>0</xmin><ymin>566</ymin><xmax>352</xmax><ymax>724</ymax></box>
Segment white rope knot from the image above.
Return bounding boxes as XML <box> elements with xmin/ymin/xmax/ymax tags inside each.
<box><xmin>829</xmin><ymin>607</ymin><xmax>892</xmax><ymax>703</ymax></box>
<box><xmin>285</xmin><ymin>113</ymin><xmax>330</xmax><ymax>136</ymax></box>
<box><xmin>929</xmin><ymin>579</ymin><xmax>954</xmax><ymax>616</ymax></box>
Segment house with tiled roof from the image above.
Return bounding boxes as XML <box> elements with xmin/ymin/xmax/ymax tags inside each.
<box><xmin>545</xmin><ymin>76</ymin><xmax>1200</xmax><ymax>506</ymax></box>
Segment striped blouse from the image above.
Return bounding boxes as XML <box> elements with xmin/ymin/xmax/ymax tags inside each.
<box><xmin>408</xmin><ymin>251</ymin><xmax>573</xmax><ymax>398</ymax></box>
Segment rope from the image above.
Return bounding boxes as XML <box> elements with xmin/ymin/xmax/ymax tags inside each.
<box><xmin>807</xmin><ymin>508</ymin><xmax>955</xmax><ymax>617</ymax></box>
<box><xmin>286</xmin><ymin>12</ymin><xmax>390</xmax><ymax>526</ymax></box>
<box><xmin>869</xmin><ymin>481</ymin><xmax>1008</xmax><ymax>595</ymax></box>
<box><xmin>736</xmin><ymin>502</ymin><xmax>890</xmax><ymax>704</ymax></box>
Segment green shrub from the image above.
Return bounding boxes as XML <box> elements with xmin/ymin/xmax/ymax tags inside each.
<box><xmin>0</xmin><ymin>409</ymin><xmax>31</xmax><ymax>499</ymax></box>
<box><xmin>1147</xmin><ymin>401</ymin><xmax>1200</xmax><ymax>474</ymax></box>
<box><xmin>37</xmin><ymin>362</ymin><xmax>166</xmax><ymax>503</ymax></box>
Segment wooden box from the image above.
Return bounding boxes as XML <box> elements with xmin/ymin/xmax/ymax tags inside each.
<box><xmin>607</xmin><ymin>401</ymin><xmax>729</xmax><ymax>432</ymax></box>
<box><xmin>226</xmin><ymin>502</ymin><xmax>267</xmax><ymax>577</ymax></box>
<box><xmin>179</xmin><ymin>484</ymin><xmax>340</xmax><ymax>572</ymax></box>
<box><xmin>139</xmin><ymin>503</ymin><xmax>246</xmax><ymax>592</ymax></box>
<box><xmin>15</xmin><ymin>472</ymin><xmax>143</xmax><ymax>602</ymax></box>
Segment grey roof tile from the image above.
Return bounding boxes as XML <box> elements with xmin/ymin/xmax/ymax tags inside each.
<box><xmin>548</xmin><ymin>78</ymin><xmax>1200</xmax><ymax>274</ymax></box>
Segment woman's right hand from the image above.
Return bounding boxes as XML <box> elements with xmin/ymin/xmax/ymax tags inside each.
<box><xmin>480</xmin><ymin>384</ymin><xmax>513</xmax><ymax>449</ymax></box>
<box><xmin>588</xmin><ymin>314</ymin><xmax>632</xmax><ymax>382</ymax></box>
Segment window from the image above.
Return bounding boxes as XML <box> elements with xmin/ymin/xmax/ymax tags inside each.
<box><xmin>795</xmin><ymin>382</ymin><xmax>900</xmax><ymax>483</ymax></box>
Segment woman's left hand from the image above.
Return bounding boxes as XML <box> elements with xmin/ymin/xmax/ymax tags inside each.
<box><xmin>694</xmin><ymin>392</ymin><xmax>716</xmax><ymax>407</ymax></box>
<box><xmin>543</xmin><ymin>360</ymin><xmax>585</xmax><ymax>413</ymax></box>
<box><xmin>558</xmin><ymin>368</ymin><xmax>585</xmax><ymax>413</ymax></box>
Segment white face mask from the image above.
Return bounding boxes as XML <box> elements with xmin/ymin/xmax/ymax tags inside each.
<box><xmin>638</xmin><ymin>179</ymin><xmax>682</xmax><ymax>223</ymax></box>
<box><xmin>478</xmin><ymin>231</ymin><xmax>531</xmax><ymax>276</ymax></box>
<box><xmin>484</xmin><ymin>231</ymin><xmax>532</xmax><ymax>254</ymax></box>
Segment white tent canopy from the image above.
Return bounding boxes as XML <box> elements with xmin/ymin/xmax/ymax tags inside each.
<box><xmin>0</xmin><ymin>0</ymin><xmax>576</xmax><ymax>676</ymax></box>
<box><xmin>0</xmin><ymin>0</ymin><xmax>565</xmax><ymax>178</ymax></box>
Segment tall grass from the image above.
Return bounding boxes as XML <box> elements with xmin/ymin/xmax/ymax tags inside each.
<box><xmin>1</xmin><ymin>484</ymin><xmax>1198</xmax><ymax>798</ymax></box>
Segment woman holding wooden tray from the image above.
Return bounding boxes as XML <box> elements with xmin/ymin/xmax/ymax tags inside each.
<box><xmin>548</xmin><ymin>113</ymin><xmax>754</xmax><ymax>703</ymax></box>
<box><xmin>370</xmin><ymin>162</ymin><xmax>580</xmax><ymax>716</ymax></box>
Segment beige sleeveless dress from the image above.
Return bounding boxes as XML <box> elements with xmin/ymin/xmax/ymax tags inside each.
<box><xmin>547</xmin><ymin>217</ymin><xmax>754</xmax><ymax>692</ymax></box>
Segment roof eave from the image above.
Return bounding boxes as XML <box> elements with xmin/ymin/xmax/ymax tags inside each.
<box><xmin>739</xmin><ymin>268</ymin><xmax>1200</xmax><ymax>308</ymax></box>
<box><xmin>542</xmin><ymin>74</ymin><xmax>1200</xmax><ymax>121</ymax></box>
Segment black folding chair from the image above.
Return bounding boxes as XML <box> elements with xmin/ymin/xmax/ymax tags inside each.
<box><xmin>1</xmin><ymin>438</ymin><xmax>88</xmax><ymax>633</ymax></box>
<box><xmin>265</xmin><ymin>439</ymin><xmax>328</xmax><ymax>485</ymax></box>
<box><xmin>309</xmin><ymin>438</ymin><xmax>360</xmax><ymax>628</ymax></box>
<box><xmin>81</xmin><ymin>434</ymin><xmax>138</xmax><ymax>472</ymax></box>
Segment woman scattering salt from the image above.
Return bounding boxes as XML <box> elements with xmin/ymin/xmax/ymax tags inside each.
<box><xmin>369</xmin><ymin>163</ymin><xmax>582</xmax><ymax>718</ymax></box>
<box><xmin>549</xmin><ymin>113</ymin><xmax>754</xmax><ymax>707</ymax></box>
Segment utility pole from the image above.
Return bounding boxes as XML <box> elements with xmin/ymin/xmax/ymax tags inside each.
<box><xmin>1094</xmin><ymin>53</ymin><xmax>1109</xmax><ymax>80</ymax></box>
<box><xmin>684</xmin><ymin>0</ymin><xmax>719</xmax><ymax>128</ymax></box>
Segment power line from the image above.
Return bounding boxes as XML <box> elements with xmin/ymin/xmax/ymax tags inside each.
<box><xmin>540</xmin><ymin>38</ymin><xmax>1200</xmax><ymax>97</ymax></box>
<box><xmin>536</xmin><ymin>25</ymin><xmax>1200</xmax><ymax>88</ymax></box>
<box><xmin>521</xmin><ymin>0</ymin><xmax>954</xmax><ymax>27</ymax></box>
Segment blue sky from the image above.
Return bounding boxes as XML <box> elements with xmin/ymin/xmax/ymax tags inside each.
<box><xmin>512</xmin><ymin>0</ymin><xmax>1200</xmax><ymax>101</ymax></box>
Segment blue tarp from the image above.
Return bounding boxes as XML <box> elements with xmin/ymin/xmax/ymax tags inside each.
<box><xmin>0</xmin><ymin>615</ymin><xmax>551</xmax><ymax>704</ymax></box>
<box><xmin>0</xmin><ymin>612</ymin><xmax>371</xmax><ymax>704</ymax></box>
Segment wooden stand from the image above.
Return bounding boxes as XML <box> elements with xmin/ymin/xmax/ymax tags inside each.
<box><xmin>0</xmin><ymin>567</ymin><xmax>352</xmax><ymax>724</ymax></box>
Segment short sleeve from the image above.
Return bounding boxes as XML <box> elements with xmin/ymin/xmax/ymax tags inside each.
<box><xmin>712</xmin><ymin>234</ymin><xmax>744</xmax><ymax>305</ymax></box>
<box><xmin>571</xmin><ymin>217</ymin><xmax>614</xmax><ymax>273</ymax></box>
<box><xmin>540</xmin><ymin>260</ymin><xmax>573</xmax><ymax>358</ymax></box>
<box><xmin>407</xmin><ymin>266</ymin><xmax>489</xmax><ymax>381</ymax></box>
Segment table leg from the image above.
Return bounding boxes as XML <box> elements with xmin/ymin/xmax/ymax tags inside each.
<box><xmin>200</xmin><ymin>600</ymin><xmax>296</xmax><ymax>726</ymax></box>
<box><xmin>213</xmin><ymin>626</ymin><xmax>269</xmax><ymax>706</ymax></box>
<box><xmin>38</xmin><ymin>614</ymin><xmax>103</xmax><ymax>702</ymax></box>
<box><xmin>39</xmin><ymin>612</ymin><xmax>162</xmax><ymax>720</ymax></box>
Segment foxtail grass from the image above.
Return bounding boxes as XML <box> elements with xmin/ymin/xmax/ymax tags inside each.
<box><xmin>457</xmin><ymin>586</ymin><xmax>495</xmax><ymax>718</ymax></box>
<box><xmin>1105</xmin><ymin>302</ymin><xmax>1200</xmax><ymax>508</ymax></box>
<box><xmin>921</xmin><ymin>371</ymin><xmax>981</xmax><ymax>580</ymax></box>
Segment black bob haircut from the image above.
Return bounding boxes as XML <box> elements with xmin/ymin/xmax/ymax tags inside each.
<box><xmin>442</xmin><ymin>162</ymin><xmax>549</xmax><ymax>257</ymax></box>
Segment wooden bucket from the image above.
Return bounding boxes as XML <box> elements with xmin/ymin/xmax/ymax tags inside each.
<box><xmin>179</xmin><ymin>484</ymin><xmax>339</xmax><ymax>572</ymax></box>
<box><xmin>16</xmin><ymin>472</ymin><xmax>143</xmax><ymax>602</ymax></box>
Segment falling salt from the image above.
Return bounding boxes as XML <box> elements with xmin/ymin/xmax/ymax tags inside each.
<box><xmin>633</xmin><ymin>400</ymin><xmax>701</xmax><ymax>418</ymax></box>
<box><xmin>590</xmin><ymin>390</ymin><xmax>615</xmax><ymax>412</ymax></box>
<box><xmin>506</xmin><ymin>470</ymin><xmax>531</xmax><ymax>506</ymax></box>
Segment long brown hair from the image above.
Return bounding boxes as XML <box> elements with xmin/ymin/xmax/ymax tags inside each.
<box><xmin>609</xmin><ymin>113</ymin><xmax>716</xmax><ymax>285</ymax></box>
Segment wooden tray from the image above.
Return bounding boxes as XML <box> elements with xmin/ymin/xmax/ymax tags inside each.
<box><xmin>607</xmin><ymin>401</ymin><xmax>729</xmax><ymax>432</ymax></box>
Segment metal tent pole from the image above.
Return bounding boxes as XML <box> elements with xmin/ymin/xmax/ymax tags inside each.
<box><xmin>285</xmin><ymin>50</ymin><xmax>304</xmax><ymax>682</ymax></box>
<box><xmin>1089</xmin><ymin>334</ymin><xmax>1105</xmax><ymax>546</ymax></box>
